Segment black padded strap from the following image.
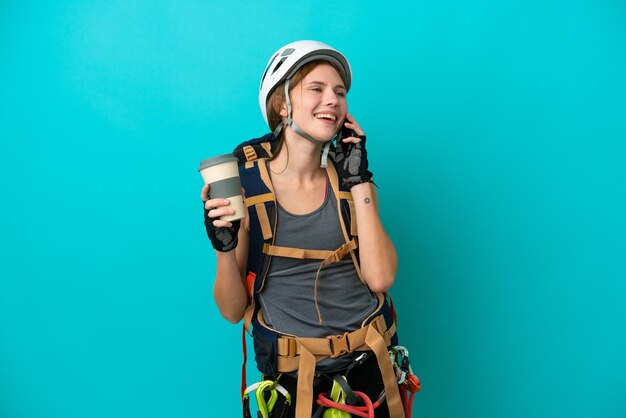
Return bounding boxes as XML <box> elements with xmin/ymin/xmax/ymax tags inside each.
<box><xmin>331</xmin><ymin>374</ymin><xmax>360</xmax><ymax>406</ymax></box>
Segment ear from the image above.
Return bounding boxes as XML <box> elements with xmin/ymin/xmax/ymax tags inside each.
<box><xmin>275</xmin><ymin>96</ymin><xmax>288</xmax><ymax>118</ymax></box>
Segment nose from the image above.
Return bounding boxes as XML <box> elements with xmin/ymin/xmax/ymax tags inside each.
<box><xmin>324</xmin><ymin>89</ymin><xmax>339</xmax><ymax>107</ymax></box>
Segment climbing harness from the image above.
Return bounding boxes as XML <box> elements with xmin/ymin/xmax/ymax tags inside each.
<box><xmin>244</xmin><ymin>346</ymin><xmax>422</xmax><ymax>418</ymax></box>
<box><xmin>312</xmin><ymin>347</ymin><xmax>421</xmax><ymax>418</ymax></box>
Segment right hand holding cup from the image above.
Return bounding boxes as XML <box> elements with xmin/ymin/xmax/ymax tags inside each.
<box><xmin>202</xmin><ymin>184</ymin><xmax>240</xmax><ymax>252</ymax></box>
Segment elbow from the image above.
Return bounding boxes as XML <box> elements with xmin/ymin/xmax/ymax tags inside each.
<box><xmin>224</xmin><ymin>314</ymin><xmax>243</xmax><ymax>325</ymax></box>
<box><xmin>213</xmin><ymin>291</ymin><xmax>247</xmax><ymax>324</ymax></box>
<box><xmin>363</xmin><ymin>269</ymin><xmax>396</xmax><ymax>293</ymax></box>
<box><xmin>359</xmin><ymin>242</ymin><xmax>398</xmax><ymax>293</ymax></box>
<box><xmin>367</xmin><ymin>278</ymin><xmax>394</xmax><ymax>293</ymax></box>
<box><xmin>220</xmin><ymin>306</ymin><xmax>245</xmax><ymax>324</ymax></box>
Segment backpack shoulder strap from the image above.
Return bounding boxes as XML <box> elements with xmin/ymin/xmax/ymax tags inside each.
<box><xmin>240</xmin><ymin>158</ymin><xmax>275</xmax><ymax>241</ymax></box>
<box><xmin>326</xmin><ymin>161</ymin><xmax>364</xmax><ymax>283</ymax></box>
<box><xmin>233</xmin><ymin>133</ymin><xmax>279</xmax><ymax>165</ymax></box>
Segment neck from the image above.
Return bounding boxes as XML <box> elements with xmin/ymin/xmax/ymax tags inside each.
<box><xmin>270</xmin><ymin>128</ymin><xmax>326</xmax><ymax>181</ymax></box>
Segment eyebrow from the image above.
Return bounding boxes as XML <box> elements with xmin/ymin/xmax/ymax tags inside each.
<box><xmin>305</xmin><ymin>81</ymin><xmax>346</xmax><ymax>90</ymax></box>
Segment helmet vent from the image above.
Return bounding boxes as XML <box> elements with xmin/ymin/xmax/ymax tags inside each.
<box><xmin>261</xmin><ymin>53</ymin><xmax>279</xmax><ymax>85</ymax></box>
<box><xmin>271</xmin><ymin>57</ymin><xmax>288</xmax><ymax>75</ymax></box>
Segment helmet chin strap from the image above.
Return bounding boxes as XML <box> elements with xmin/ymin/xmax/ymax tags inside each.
<box><xmin>271</xmin><ymin>79</ymin><xmax>334</xmax><ymax>168</ymax></box>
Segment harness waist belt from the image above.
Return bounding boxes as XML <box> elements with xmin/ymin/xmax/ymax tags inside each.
<box><xmin>275</xmin><ymin>314</ymin><xmax>395</xmax><ymax>370</ymax></box>
<box><xmin>272</xmin><ymin>314</ymin><xmax>404</xmax><ymax>418</ymax></box>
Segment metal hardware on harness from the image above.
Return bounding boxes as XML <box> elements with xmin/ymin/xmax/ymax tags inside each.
<box><xmin>403</xmin><ymin>373</ymin><xmax>421</xmax><ymax>393</ymax></box>
<box><xmin>331</xmin><ymin>241</ymin><xmax>354</xmax><ymax>262</ymax></box>
<box><xmin>243</xmin><ymin>378</ymin><xmax>291</xmax><ymax>418</ymax></box>
<box><xmin>389</xmin><ymin>345</ymin><xmax>421</xmax><ymax>393</ymax></box>
<box><xmin>330</xmin><ymin>251</ymin><xmax>342</xmax><ymax>263</ymax></box>
<box><xmin>327</xmin><ymin>332</ymin><xmax>351</xmax><ymax>358</ymax></box>
<box><xmin>287</xmin><ymin>338</ymin><xmax>297</xmax><ymax>358</ymax></box>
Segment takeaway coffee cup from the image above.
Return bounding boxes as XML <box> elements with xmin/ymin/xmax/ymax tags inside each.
<box><xmin>198</xmin><ymin>154</ymin><xmax>245</xmax><ymax>222</ymax></box>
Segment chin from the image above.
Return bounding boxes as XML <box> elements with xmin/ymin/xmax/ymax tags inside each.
<box><xmin>314</xmin><ymin>133</ymin><xmax>337</xmax><ymax>143</ymax></box>
<box><xmin>316</xmin><ymin>127</ymin><xmax>340</xmax><ymax>142</ymax></box>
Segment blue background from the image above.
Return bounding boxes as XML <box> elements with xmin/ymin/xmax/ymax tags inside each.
<box><xmin>1</xmin><ymin>1</ymin><xmax>625</xmax><ymax>417</ymax></box>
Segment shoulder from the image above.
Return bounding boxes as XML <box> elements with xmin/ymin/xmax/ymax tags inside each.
<box><xmin>239</xmin><ymin>158</ymin><xmax>271</xmax><ymax>197</ymax></box>
<box><xmin>233</xmin><ymin>132</ymin><xmax>278</xmax><ymax>165</ymax></box>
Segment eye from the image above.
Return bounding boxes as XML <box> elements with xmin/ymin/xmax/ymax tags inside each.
<box><xmin>311</xmin><ymin>87</ymin><xmax>322</xmax><ymax>92</ymax></box>
<box><xmin>337</xmin><ymin>91</ymin><xmax>346</xmax><ymax>97</ymax></box>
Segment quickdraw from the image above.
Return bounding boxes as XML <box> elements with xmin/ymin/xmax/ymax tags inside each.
<box><xmin>390</xmin><ymin>346</ymin><xmax>421</xmax><ymax>418</ymax></box>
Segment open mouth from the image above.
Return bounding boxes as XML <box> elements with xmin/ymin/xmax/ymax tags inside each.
<box><xmin>314</xmin><ymin>113</ymin><xmax>337</xmax><ymax>123</ymax></box>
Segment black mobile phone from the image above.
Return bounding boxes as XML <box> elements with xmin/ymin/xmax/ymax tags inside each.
<box><xmin>338</xmin><ymin>118</ymin><xmax>358</xmax><ymax>141</ymax></box>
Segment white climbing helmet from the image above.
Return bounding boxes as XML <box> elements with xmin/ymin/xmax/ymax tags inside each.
<box><xmin>258</xmin><ymin>40</ymin><xmax>352</xmax><ymax>128</ymax></box>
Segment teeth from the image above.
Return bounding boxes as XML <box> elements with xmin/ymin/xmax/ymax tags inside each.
<box><xmin>315</xmin><ymin>113</ymin><xmax>336</xmax><ymax>121</ymax></box>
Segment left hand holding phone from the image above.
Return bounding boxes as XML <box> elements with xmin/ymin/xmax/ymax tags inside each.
<box><xmin>335</xmin><ymin>114</ymin><xmax>373</xmax><ymax>188</ymax></box>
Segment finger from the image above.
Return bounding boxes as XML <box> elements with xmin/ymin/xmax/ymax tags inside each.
<box><xmin>345</xmin><ymin>113</ymin><xmax>364</xmax><ymax>135</ymax></box>
<box><xmin>201</xmin><ymin>183</ymin><xmax>210</xmax><ymax>201</ymax></box>
<box><xmin>341</xmin><ymin>136</ymin><xmax>362</xmax><ymax>144</ymax></box>
<box><xmin>208</xmin><ymin>207</ymin><xmax>236</xmax><ymax>219</ymax></box>
<box><xmin>345</xmin><ymin>113</ymin><xmax>358</xmax><ymax>125</ymax></box>
<box><xmin>205</xmin><ymin>198</ymin><xmax>230</xmax><ymax>211</ymax></box>
<box><xmin>206</xmin><ymin>204</ymin><xmax>233</xmax><ymax>217</ymax></box>
<box><xmin>344</xmin><ymin>122</ymin><xmax>364</xmax><ymax>136</ymax></box>
<box><xmin>344</xmin><ymin>124</ymin><xmax>364</xmax><ymax>137</ymax></box>
<box><xmin>212</xmin><ymin>219</ymin><xmax>233</xmax><ymax>228</ymax></box>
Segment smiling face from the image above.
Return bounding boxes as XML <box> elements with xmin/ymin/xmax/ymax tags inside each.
<box><xmin>279</xmin><ymin>62</ymin><xmax>348</xmax><ymax>142</ymax></box>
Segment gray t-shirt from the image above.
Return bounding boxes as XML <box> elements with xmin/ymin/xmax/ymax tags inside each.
<box><xmin>258</xmin><ymin>176</ymin><xmax>378</xmax><ymax>342</ymax></box>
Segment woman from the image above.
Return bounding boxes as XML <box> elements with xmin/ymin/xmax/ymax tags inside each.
<box><xmin>202</xmin><ymin>41</ymin><xmax>405</xmax><ymax>418</ymax></box>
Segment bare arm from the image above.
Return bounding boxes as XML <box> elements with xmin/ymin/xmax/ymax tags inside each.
<box><xmin>202</xmin><ymin>184</ymin><xmax>249</xmax><ymax>323</ymax></box>
<box><xmin>212</xmin><ymin>225</ymin><xmax>249</xmax><ymax>323</ymax></box>
<box><xmin>338</xmin><ymin>113</ymin><xmax>397</xmax><ymax>292</ymax></box>
<box><xmin>350</xmin><ymin>183</ymin><xmax>398</xmax><ymax>292</ymax></box>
